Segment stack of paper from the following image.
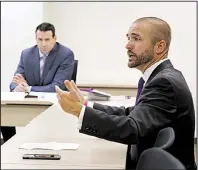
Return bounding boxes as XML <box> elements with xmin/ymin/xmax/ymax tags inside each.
<box><xmin>19</xmin><ymin>142</ymin><xmax>80</xmax><ymax>150</ymax></box>
<box><xmin>80</xmin><ymin>88</ymin><xmax>111</xmax><ymax>101</ymax></box>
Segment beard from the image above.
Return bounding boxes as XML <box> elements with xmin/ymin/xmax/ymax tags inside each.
<box><xmin>128</xmin><ymin>48</ymin><xmax>154</xmax><ymax>68</ymax></box>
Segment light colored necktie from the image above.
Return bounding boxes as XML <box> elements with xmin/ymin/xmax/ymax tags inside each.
<box><xmin>40</xmin><ymin>55</ymin><xmax>47</xmax><ymax>78</ymax></box>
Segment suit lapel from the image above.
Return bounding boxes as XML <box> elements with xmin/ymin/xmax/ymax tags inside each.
<box><xmin>32</xmin><ymin>47</ymin><xmax>40</xmax><ymax>85</ymax></box>
<box><xmin>40</xmin><ymin>43</ymin><xmax>59</xmax><ymax>85</ymax></box>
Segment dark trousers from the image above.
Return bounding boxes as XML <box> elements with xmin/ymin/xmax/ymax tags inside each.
<box><xmin>1</xmin><ymin>126</ymin><xmax>16</xmax><ymax>142</ymax></box>
<box><xmin>125</xmin><ymin>145</ymin><xmax>138</xmax><ymax>170</ymax></box>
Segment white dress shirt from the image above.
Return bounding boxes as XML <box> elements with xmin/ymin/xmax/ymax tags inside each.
<box><xmin>77</xmin><ymin>58</ymin><xmax>169</xmax><ymax>129</ymax></box>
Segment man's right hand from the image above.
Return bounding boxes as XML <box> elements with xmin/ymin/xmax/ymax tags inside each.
<box><xmin>12</xmin><ymin>74</ymin><xmax>27</xmax><ymax>85</ymax></box>
<box><xmin>64</xmin><ymin>80</ymin><xmax>86</xmax><ymax>105</ymax></box>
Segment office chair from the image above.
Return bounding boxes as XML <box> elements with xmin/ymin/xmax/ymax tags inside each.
<box><xmin>154</xmin><ymin>127</ymin><xmax>175</xmax><ymax>149</ymax></box>
<box><xmin>71</xmin><ymin>60</ymin><xmax>78</xmax><ymax>83</ymax></box>
<box><xmin>136</xmin><ymin>147</ymin><xmax>186</xmax><ymax>170</ymax></box>
<box><xmin>59</xmin><ymin>60</ymin><xmax>78</xmax><ymax>91</ymax></box>
<box><xmin>126</xmin><ymin>127</ymin><xmax>175</xmax><ymax>169</ymax></box>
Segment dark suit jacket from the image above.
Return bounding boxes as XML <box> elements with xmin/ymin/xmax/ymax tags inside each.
<box><xmin>79</xmin><ymin>60</ymin><xmax>196</xmax><ymax>170</ymax></box>
<box><xmin>10</xmin><ymin>42</ymin><xmax>74</xmax><ymax>92</ymax></box>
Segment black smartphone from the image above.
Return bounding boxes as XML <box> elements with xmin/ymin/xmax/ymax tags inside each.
<box><xmin>22</xmin><ymin>154</ymin><xmax>61</xmax><ymax>160</ymax></box>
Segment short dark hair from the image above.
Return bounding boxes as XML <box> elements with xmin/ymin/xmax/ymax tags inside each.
<box><xmin>135</xmin><ymin>17</ymin><xmax>171</xmax><ymax>51</ymax></box>
<box><xmin>35</xmin><ymin>22</ymin><xmax>56</xmax><ymax>37</ymax></box>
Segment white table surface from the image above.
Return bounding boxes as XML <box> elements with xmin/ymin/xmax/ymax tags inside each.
<box><xmin>1</xmin><ymin>92</ymin><xmax>56</xmax><ymax>126</ymax></box>
<box><xmin>1</xmin><ymin>97</ymin><xmax>135</xmax><ymax>169</ymax></box>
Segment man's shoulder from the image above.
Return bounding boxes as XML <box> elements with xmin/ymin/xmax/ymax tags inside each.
<box><xmin>22</xmin><ymin>45</ymin><xmax>37</xmax><ymax>54</ymax></box>
<box><xmin>56</xmin><ymin>43</ymin><xmax>74</xmax><ymax>60</ymax></box>
<box><xmin>159</xmin><ymin>67</ymin><xmax>183</xmax><ymax>82</ymax></box>
<box><xmin>57</xmin><ymin>42</ymin><xmax>73</xmax><ymax>53</ymax></box>
<box><xmin>151</xmin><ymin>67</ymin><xmax>188</xmax><ymax>91</ymax></box>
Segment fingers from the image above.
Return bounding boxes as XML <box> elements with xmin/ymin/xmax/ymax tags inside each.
<box><xmin>14</xmin><ymin>75</ymin><xmax>21</xmax><ymax>80</ymax></box>
<box><xmin>71</xmin><ymin>80</ymin><xmax>79</xmax><ymax>91</ymax></box>
<box><xmin>56</xmin><ymin>85</ymin><xmax>64</xmax><ymax>103</ymax></box>
<box><xmin>55</xmin><ymin>86</ymin><xmax>61</xmax><ymax>100</ymax></box>
<box><xmin>21</xmin><ymin>82</ymin><xmax>28</xmax><ymax>86</ymax></box>
<box><xmin>14</xmin><ymin>74</ymin><xmax>25</xmax><ymax>84</ymax></box>
<box><xmin>55</xmin><ymin>85</ymin><xmax>64</xmax><ymax>95</ymax></box>
<box><xmin>12</xmin><ymin>79</ymin><xmax>19</xmax><ymax>84</ymax></box>
<box><xmin>15</xmin><ymin>84</ymin><xmax>27</xmax><ymax>92</ymax></box>
<box><xmin>13</xmin><ymin>74</ymin><xmax>26</xmax><ymax>85</ymax></box>
<box><xmin>64</xmin><ymin>80</ymin><xmax>76</xmax><ymax>93</ymax></box>
<box><xmin>15</xmin><ymin>74</ymin><xmax>24</xmax><ymax>79</ymax></box>
<box><xmin>71</xmin><ymin>80</ymin><xmax>83</xmax><ymax>97</ymax></box>
<box><xmin>56</xmin><ymin>85</ymin><xmax>72</xmax><ymax>107</ymax></box>
<box><xmin>13</xmin><ymin>76</ymin><xmax>21</xmax><ymax>82</ymax></box>
<box><xmin>20</xmin><ymin>84</ymin><xmax>28</xmax><ymax>91</ymax></box>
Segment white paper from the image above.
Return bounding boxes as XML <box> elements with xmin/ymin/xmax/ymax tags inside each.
<box><xmin>1</xmin><ymin>92</ymin><xmax>26</xmax><ymax>101</ymax></box>
<box><xmin>19</xmin><ymin>142</ymin><xmax>80</xmax><ymax>150</ymax></box>
<box><xmin>42</xmin><ymin>93</ymin><xmax>58</xmax><ymax>103</ymax></box>
<box><xmin>35</xmin><ymin>93</ymin><xmax>57</xmax><ymax>104</ymax></box>
<box><xmin>26</xmin><ymin>92</ymin><xmax>58</xmax><ymax>104</ymax></box>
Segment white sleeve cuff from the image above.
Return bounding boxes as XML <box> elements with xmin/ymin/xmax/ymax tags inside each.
<box><xmin>77</xmin><ymin>105</ymin><xmax>86</xmax><ymax>130</ymax></box>
<box><xmin>29</xmin><ymin>86</ymin><xmax>32</xmax><ymax>92</ymax></box>
<box><xmin>87</xmin><ymin>101</ymin><xmax>94</xmax><ymax>108</ymax></box>
<box><xmin>77</xmin><ymin>101</ymin><xmax>94</xmax><ymax>130</ymax></box>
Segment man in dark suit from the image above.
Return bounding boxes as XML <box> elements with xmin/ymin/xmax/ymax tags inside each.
<box><xmin>55</xmin><ymin>17</ymin><xmax>196</xmax><ymax>170</ymax></box>
<box><xmin>1</xmin><ymin>22</ymin><xmax>74</xmax><ymax>143</ymax></box>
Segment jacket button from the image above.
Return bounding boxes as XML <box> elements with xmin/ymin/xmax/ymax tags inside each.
<box><xmin>85</xmin><ymin>127</ymin><xmax>90</xmax><ymax>131</ymax></box>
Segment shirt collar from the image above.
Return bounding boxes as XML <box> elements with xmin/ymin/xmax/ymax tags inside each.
<box><xmin>38</xmin><ymin>43</ymin><xmax>57</xmax><ymax>58</ymax></box>
<box><xmin>143</xmin><ymin>58</ymin><xmax>169</xmax><ymax>84</ymax></box>
<box><xmin>39</xmin><ymin>50</ymin><xmax>49</xmax><ymax>58</ymax></box>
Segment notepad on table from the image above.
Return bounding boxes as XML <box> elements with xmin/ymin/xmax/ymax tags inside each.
<box><xmin>80</xmin><ymin>88</ymin><xmax>111</xmax><ymax>101</ymax></box>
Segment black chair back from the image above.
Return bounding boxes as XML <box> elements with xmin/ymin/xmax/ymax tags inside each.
<box><xmin>71</xmin><ymin>60</ymin><xmax>78</xmax><ymax>83</ymax></box>
<box><xmin>154</xmin><ymin>127</ymin><xmax>175</xmax><ymax>149</ymax></box>
<box><xmin>136</xmin><ymin>148</ymin><xmax>186</xmax><ymax>170</ymax></box>
<box><xmin>125</xmin><ymin>127</ymin><xmax>175</xmax><ymax>170</ymax></box>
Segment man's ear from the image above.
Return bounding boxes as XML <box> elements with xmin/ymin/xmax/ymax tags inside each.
<box><xmin>155</xmin><ymin>40</ymin><xmax>166</xmax><ymax>54</ymax></box>
<box><xmin>53</xmin><ymin>36</ymin><xmax>57</xmax><ymax>41</ymax></box>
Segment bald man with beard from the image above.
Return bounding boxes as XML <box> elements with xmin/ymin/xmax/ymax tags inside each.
<box><xmin>56</xmin><ymin>17</ymin><xmax>196</xmax><ymax>170</ymax></box>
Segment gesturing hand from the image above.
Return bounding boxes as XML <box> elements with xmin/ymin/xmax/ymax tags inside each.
<box><xmin>55</xmin><ymin>81</ymin><xmax>83</xmax><ymax>117</ymax></box>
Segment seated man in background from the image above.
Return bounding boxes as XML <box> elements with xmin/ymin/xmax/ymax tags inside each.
<box><xmin>1</xmin><ymin>22</ymin><xmax>74</xmax><ymax>143</ymax></box>
<box><xmin>56</xmin><ymin>17</ymin><xmax>196</xmax><ymax>170</ymax></box>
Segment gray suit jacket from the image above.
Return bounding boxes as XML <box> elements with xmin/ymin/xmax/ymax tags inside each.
<box><xmin>79</xmin><ymin>60</ymin><xmax>196</xmax><ymax>170</ymax></box>
<box><xmin>10</xmin><ymin>42</ymin><xmax>74</xmax><ymax>92</ymax></box>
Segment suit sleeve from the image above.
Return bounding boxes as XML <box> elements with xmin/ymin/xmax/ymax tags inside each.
<box><xmin>9</xmin><ymin>51</ymin><xmax>26</xmax><ymax>91</ymax></box>
<box><xmin>31</xmin><ymin>50</ymin><xmax>74</xmax><ymax>92</ymax></box>
<box><xmin>79</xmin><ymin>77</ymin><xmax>177</xmax><ymax>145</ymax></box>
<box><xmin>93</xmin><ymin>103</ymin><xmax>134</xmax><ymax>116</ymax></box>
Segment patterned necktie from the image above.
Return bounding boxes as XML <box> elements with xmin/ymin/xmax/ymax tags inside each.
<box><xmin>40</xmin><ymin>55</ymin><xmax>47</xmax><ymax>78</ymax></box>
<box><xmin>135</xmin><ymin>77</ymin><xmax>145</xmax><ymax>105</ymax></box>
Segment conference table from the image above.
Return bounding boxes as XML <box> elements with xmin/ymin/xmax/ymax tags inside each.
<box><xmin>1</xmin><ymin>92</ymin><xmax>135</xmax><ymax>169</ymax></box>
<box><xmin>1</xmin><ymin>92</ymin><xmax>55</xmax><ymax>126</ymax></box>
